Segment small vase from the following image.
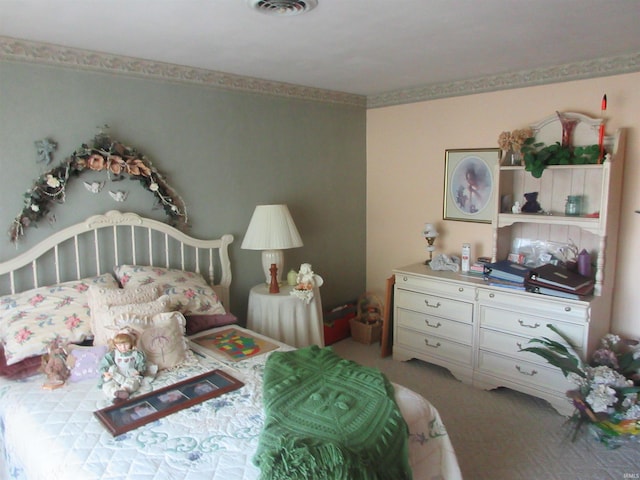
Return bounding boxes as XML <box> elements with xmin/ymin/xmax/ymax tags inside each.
<box><xmin>557</xmin><ymin>111</ymin><xmax>579</xmax><ymax>149</ymax></box>
<box><xmin>502</xmin><ymin>149</ymin><xmax>522</xmax><ymax>166</ymax></box>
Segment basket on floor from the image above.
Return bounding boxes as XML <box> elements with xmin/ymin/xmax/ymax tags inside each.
<box><xmin>350</xmin><ymin>292</ymin><xmax>383</xmax><ymax>345</ymax></box>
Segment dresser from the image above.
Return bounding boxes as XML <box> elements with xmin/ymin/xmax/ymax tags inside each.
<box><xmin>393</xmin><ymin>263</ymin><xmax>597</xmax><ymax>416</ymax></box>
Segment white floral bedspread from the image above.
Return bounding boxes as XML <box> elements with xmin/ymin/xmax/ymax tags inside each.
<box><xmin>0</xmin><ymin>328</ymin><xmax>461</xmax><ymax>480</ymax></box>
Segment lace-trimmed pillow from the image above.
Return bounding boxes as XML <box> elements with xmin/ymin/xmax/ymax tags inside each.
<box><xmin>114</xmin><ymin>265</ymin><xmax>226</xmax><ymax>316</ymax></box>
<box><xmin>0</xmin><ymin>273</ymin><xmax>118</xmax><ymax>366</ymax></box>
<box><xmin>90</xmin><ymin>295</ymin><xmax>173</xmax><ymax>347</ymax></box>
<box><xmin>115</xmin><ymin>311</ymin><xmax>188</xmax><ymax>370</ymax></box>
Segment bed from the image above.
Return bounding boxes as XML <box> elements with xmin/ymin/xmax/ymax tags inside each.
<box><xmin>0</xmin><ymin>210</ymin><xmax>461</xmax><ymax>480</ymax></box>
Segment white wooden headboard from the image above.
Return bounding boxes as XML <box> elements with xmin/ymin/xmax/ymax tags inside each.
<box><xmin>0</xmin><ymin>210</ymin><xmax>234</xmax><ymax>309</ymax></box>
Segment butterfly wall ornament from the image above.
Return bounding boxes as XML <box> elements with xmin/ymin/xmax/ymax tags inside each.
<box><xmin>83</xmin><ymin>181</ymin><xmax>105</xmax><ymax>194</ymax></box>
<box><xmin>109</xmin><ymin>190</ymin><xmax>128</xmax><ymax>202</ymax></box>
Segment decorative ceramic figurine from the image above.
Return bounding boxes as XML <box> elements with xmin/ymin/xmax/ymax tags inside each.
<box><xmin>41</xmin><ymin>339</ymin><xmax>71</xmax><ymax>390</ymax></box>
<box><xmin>511</xmin><ymin>201</ymin><xmax>521</xmax><ymax>214</ymax></box>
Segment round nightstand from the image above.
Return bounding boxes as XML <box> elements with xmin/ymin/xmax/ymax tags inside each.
<box><xmin>246</xmin><ymin>283</ymin><xmax>325</xmax><ymax>348</ymax></box>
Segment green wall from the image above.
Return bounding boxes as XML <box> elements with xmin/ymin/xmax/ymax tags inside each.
<box><xmin>0</xmin><ymin>60</ymin><xmax>367</xmax><ymax>322</ymax></box>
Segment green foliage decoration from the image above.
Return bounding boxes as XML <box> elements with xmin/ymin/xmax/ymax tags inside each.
<box><xmin>521</xmin><ymin>137</ymin><xmax>602</xmax><ymax>178</ymax></box>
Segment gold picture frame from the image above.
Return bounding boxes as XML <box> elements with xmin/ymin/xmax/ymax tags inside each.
<box><xmin>443</xmin><ymin>148</ymin><xmax>500</xmax><ymax>223</ymax></box>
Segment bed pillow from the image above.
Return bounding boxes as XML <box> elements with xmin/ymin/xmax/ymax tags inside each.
<box><xmin>0</xmin><ymin>344</ymin><xmax>42</xmax><ymax>380</ymax></box>
<box><xmin>115</xmin><ymin>311</ymin><xmax>188</xmax><ymax>370</ymax></box>
<box><xmin>67</xmin><ymin>344</ymin><xmax>108</xmax><ymax>382</ymax></box>
<box><xmin>90</xmin><ymin>295</ymin><xmax>173</xmax><ymax>347</ymax></box>
<box><xmin>114</xmin><ymin>265</ymin><xmax>226</xmax><ymax>316</ymax></box>
<box><xmin>0</xmin><ymin>273</ymin><xmax>118</xmax><ymax>366</ymax></box>
<box><xmin>185</xmin><ymin>313</ymin><xmax>238</xmax><ymax>336</ymax></box>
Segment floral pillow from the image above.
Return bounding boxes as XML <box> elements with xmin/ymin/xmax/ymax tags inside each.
<box><xmin>114</xmin><ymin>265</ymin><xmax>226</xmax><ymax>316</ymax></box>
<box><xmin>0</xmin><ymin>273</ymin><xmax>118</xmax><ymax>366</ymax></box>
<box><xmin>90</xmin><ymin>295</ymin><xmax>173</xmax><ymax>347</ymax></box>
<box><xmin>115</xmin><ymin>311</ymin><xmax>188</xmax><ymax>370</ymax></box>
<box><xmin>67</xmin><ymin>344</ymin><xmax>108</xmax><ymax>382</ymax></box>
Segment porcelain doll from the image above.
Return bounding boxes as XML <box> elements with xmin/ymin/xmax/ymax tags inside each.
<box><xmin>98</xmin><ymin>329</ymin><xmax>146</xmax><ymax>402</ymax></box>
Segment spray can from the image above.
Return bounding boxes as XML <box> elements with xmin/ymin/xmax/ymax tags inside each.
<box><xmin>461</xmin><ymin>243</ymin><xmax>471</xmax><ymax>272</ymax></box>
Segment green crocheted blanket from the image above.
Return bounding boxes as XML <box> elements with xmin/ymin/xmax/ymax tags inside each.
<box><xmin>253</xmin><ymin>346</ymin><xmax>412</xmax><ymax>480</ymax></box>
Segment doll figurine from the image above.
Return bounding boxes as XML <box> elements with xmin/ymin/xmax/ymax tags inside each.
<box><xmin>98</xmin><ymin>329</ymin><xmax>146</xmax><ymax>403</ymax></box>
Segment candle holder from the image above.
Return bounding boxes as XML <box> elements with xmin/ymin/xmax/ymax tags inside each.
<box><xmin>423</xmin><ymin>223</ymin><xmax>439</xmax><ymax>265</ymax></box>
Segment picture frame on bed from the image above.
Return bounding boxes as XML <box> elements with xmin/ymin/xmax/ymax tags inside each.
<box><xmin>443</xmin><ymin>148</ymin><xmax>500</xmax><ymax>223</ymax></box>
<box><xmin>94</xmin><ymin>369</ymin><xmax>244</xmax><ymax>436</ymax></box>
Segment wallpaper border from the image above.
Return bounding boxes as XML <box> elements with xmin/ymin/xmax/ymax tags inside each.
<box><xmin>2</xmin><ymin>36</ymin><xmax>639</xmax><ymax>110</ymax></box>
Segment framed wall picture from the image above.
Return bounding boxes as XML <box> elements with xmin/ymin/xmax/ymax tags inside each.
<box><xmin>443</xmin><ymin>148</ymin><xmax>500</xmax><ymax>223</ymax></box>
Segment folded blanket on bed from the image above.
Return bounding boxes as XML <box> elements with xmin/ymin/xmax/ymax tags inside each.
<box><xmin>253</xmin><ymin>345</ymin><xmax>412</xmax><ymax>480</ymax></box>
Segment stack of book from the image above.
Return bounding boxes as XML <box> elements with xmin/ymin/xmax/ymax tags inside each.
<box><xmin>484</xmin><ymin>260</ymin><xmax>530</xmax><ymax>290</ymax></box>
<box><xmin>525</xmin><ymin>263</ymin><xmax>594</xmax><ymax>300</ymax></box>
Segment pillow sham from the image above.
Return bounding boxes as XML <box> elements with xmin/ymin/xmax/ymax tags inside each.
<box><xmin>0</xmin><ymin>344</ymin><xmax>42</xmax><ymax>380</ymax></box>
<box><xmin>185</xmin><ymin>313</ymin><xmax>238</xmax><ymax>336</ymax></box>
<box><xmin>115</xmin><ymin>311</ymin><xmax>188</xmax><ymax>370</ymax></box>
<box><xmin>113</xmin><ymin>265</ymin><xmax>226</xmax><ymax>316</ymax></box>
<box><xmin>67</xmin><ymin>344</ymin><xmax>108</xmax><ymax>382</ymax></box>
<box><xmin>91</xmin><ymin>295</ymin><xmax>173</xmax><ymax>347</ymax></box>
<box><xmin>0</xmin><ymin>273</ymin><xmax>118</xmax><ymax>366</ymax></box>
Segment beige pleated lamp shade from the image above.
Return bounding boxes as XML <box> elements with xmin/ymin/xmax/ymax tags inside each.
<box><xmin>241</xmin><ymin>204</ymin><xmax>303</xmax><ymax>284</ymax></box>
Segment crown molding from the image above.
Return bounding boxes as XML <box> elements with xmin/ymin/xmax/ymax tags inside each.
<box><xmin>0</xmin><ymin>36</ymin><xmax>366</xmax><ymax>108</ymax></box>
<box><xmin>367</xmin><ymin>51</ymin><xmax>640</xmax><ymax>108</ymax></box>
<box><xmin>2</xmin><ymin>36</ymin><xmax>638</xmax><ymax>110</ymax></box>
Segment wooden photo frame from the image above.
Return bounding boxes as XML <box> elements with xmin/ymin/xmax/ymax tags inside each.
<box><xmin>94</xmin><ymin>369</ymin><xmax>243</xmax><ymax>436</ymax></box>
<box><xmin>443</xmin><ymin>148</ymin><xmax>500</xmax><ymax>223</ymax></box>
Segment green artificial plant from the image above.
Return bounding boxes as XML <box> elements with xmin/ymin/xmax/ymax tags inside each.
<box><xmin>521</xmin><ymin>137</ymin><xmax>602</xmax><ymax>178</ymax></box>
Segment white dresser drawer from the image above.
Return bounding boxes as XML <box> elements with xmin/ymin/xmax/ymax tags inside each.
<box><xmin>477</xmin><ymin>288</ymin><xmax>588</xmax><ymax>322</ymax></box>
<box><xmin>478</xmin><ymin>328</ymin><xmax>583</xmax><ymax>365</ymax></box>
<box><xmin>477</xmin><ymin>350</ymin><xmax>574</xmax><ymax>393</ymax></box>
<box><xmin>395</xmin><ymin>289</ymin><xmax>473</xmax><ymax>322</ymax></box>
<box><xmin>395</xmin><ymin>274</ymin><xmax>475</xmax><ymax>300</ymax></box>
<box><xmin>479</xmin><ymin>305</ymin><xmax>585</xmax><ymax>349</ymax></box>
<box><xmin>396</xmin><ymin>328</ymin><xmax>473</xmax><ymax>366</ymax></box>
<box><xmin>397</xmin><ymin>308</ymin><xmax>473</xmax><ymax>345</ymax></box>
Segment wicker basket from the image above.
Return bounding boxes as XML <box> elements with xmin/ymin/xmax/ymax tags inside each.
<box><xmin>349</xmin><ymin>292</ymin><xmax>383</xmax><ymax>345</ymax></box>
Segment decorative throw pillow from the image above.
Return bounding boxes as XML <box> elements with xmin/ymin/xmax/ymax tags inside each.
<box><xmin>113</xmin><ymin>265</ymin><xmax>226</xmax><ymax>316</ymax></box>
<box><xmin>115</xmin><ymin>311</ymin><xmax>188</xmax><ymax>370</ymax></box>
<box><xmin>91</xmin><ymin>295</ymin><xmax>173</xmax><ymax>347</ymax></box>
<box><xmin>0</xmin><ymin>273</ymin><xmax>118</xmax><ymax>366</ymax></box>
<box><xmin>67</xmin><ymin>344</ymin><xmax>108</xmax><ymax>382</ymax></box>
<box><xmin>87</xmin><ymin>284</ymin><xmax>161</xmax><ymax>338</ymax></box>
<box><xmin>185</xmin><ymin>313</ymin><xmax>238</xmax><ymax>336</ymax></box>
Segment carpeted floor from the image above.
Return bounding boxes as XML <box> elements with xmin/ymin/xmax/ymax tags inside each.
<box><xmin>331</xmin><ymin>337</ymin><xmax>639</xmax><ymax>480</ymax></box>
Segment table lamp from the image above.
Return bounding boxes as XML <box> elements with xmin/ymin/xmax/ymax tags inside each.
<box><xmin>423</xmin><ymin>223</ymin><xmax>439</xmax><ymax>264</ymax></box>
<box><xmin>241</xmin><ymin>204</ymin><xmax>303</xmax><ymax>284</ymax></box>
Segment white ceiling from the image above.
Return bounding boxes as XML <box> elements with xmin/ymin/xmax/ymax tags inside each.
<box><xmin>1</xmin><ymin>0</ymin><xmax>640</xmax><ymax>97</ymax></box>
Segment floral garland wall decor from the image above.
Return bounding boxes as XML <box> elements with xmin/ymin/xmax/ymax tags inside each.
<box><xmin>9</xmin><ymin>130</ymin><xmax>188</xmax><ymax>243</ymax></box>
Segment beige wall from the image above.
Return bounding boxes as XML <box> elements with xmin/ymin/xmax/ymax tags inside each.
<box><xmin>367</xmin><ymin>72</ymin><xmax>640</xmax><ymax>337</ymax></box>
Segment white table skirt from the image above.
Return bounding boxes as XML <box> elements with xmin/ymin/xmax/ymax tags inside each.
<box><xmin>247</xmin><ymin>284</ymin><xmax>325</xmax><ymax>348</ymax></box>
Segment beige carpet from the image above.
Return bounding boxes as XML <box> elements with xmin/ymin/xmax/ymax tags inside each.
<box><xmin>331</xmin><ymin>338</ymin><xmax>639</xmax><ymax>480</ymax></box>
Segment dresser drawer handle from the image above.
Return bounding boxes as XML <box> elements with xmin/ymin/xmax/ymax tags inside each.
<box><xmin>516</xmin><ymin>365</ymin><xmax>538</xmax><ymax>376</ymax></box>
<box><xmin>516</xmin><ymin>342</ymin><xmax>523</xmax><ymax>349</ymax></box>
<box><xmin>489</xmin><ymin>293</ymin><xmax>495</xmax><ymax>298</ymax></box>
<box><xmin>565</xmin><ymin>306</ymin><xmax>571</xmax><ymax>312</ymax></box>
<box><xmin>425</xmin><ymin>320</ymin><xmax>442</xmax><ymax>328</ymax></box>
<box><xmin>424</xmin><ymin>339</ymin><xmax>441</xmax><ymax>348</ymax></box>
<box><xmin>458</xmin><ymin>287</ymin><xmax>464</xmax><ymax>292</ymax></box>
<box><xmin>424</xmin><ymin>300</ymin><xmax>441</xmax><ymax>308</ymax></box>
<box><xmin>518</xmin><ymin>319</ymin><xmax>540</xmax><ymax>329</ymax></box>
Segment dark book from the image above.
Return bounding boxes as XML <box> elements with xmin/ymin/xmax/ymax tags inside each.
<box><xmin>525</xmin><ymin>279</ymin><xmax>594</xmax><ymax>300</ymax></box>
<box><xmin>485</xmin><ymin>260</ymin><xmax>530</xmax><ymax>284</ymax></box>
<box><xmin>529</xmin><ymin>263</ymin><xmax>593</xmax><ymax>291</ymax></box>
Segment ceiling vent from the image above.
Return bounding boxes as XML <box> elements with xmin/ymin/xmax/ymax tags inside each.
<box><xmin>248</xmin><ymin>0</ymin><xmax>318</xmax><ymax>16</ymax></box>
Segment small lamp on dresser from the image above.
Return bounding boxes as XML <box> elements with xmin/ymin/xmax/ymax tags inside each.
<box><xmin>423</xmin><ymin>223</ymin><xmax>439</xmax><ymax>264</ymax></box>
<box><xmin>241</xmin><ymin>204</ymin><xmax>303</xmax><ymax>285</ymax></box>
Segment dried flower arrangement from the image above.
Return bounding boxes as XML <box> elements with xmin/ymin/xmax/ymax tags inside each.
<box><xmin>497</xmin><ymin>128</ymin><xmax>534</xmax><ymax>153</ymax></box>
<box><xmin>9</xmin><ymin>131</ymin><xmax>188</xmax><ymax>242</ymax></box>
<box><xmin>521</xmin><ymin>325</ymin><xmax>640</xmax><ymax>448</ymax></box>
